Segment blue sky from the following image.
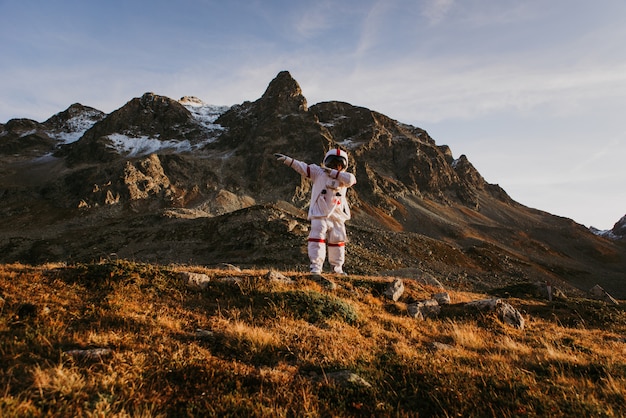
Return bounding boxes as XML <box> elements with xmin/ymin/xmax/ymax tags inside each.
<box><xmin>1</xmin><ymin>0</ymin><xmax>625</xmax><ymax>230</ymax></box>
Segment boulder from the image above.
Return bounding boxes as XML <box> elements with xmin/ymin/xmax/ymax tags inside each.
<box><xmin>219</xmin><ymin>263</ymin><xmax>242</xmax><ymax>272</ymax></box>
<box><xmin>432</xmin><ymin>292</ymin><xmax>451</xmax><ymax>305</ymax></box>
<box><xmin>180</xmin><ymin>271</ymin><xmax>211</xmax><ymax>290</ymax></box>
<box><xmin>384</xmin><ymin>278</ymin><xmax>405</xmax><ymax>301</ymax></box>
<box><xmin>325</xmin><ymin>370</ymin><xmax>372</xmax><ymax>388</ymax></box>
<box><xmin>265</xmin><ymin>270</ymin><xmax>294</xmax><ymax>284</ymax></box>
<box><xmin>407</xmin><ymin>299</ymin><xmax>440</xmax><ymax>320</ymax></box>
<box><xmin>466</xmin><ymin>298</ymin><xmax>525</xmax><ymax>329</ymax></box>
<box><xmin>589</xmin><ymin>285</ymin><xmax>619</xmax><ymax>305</ymax></box>
<box><xmin>497</xmin><ymin>301</ymin><xmax>525</xmax><ymax>329</ymax></box>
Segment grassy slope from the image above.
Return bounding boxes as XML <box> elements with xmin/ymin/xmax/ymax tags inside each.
<box><xmin>1</xmin><ymin>260</ymin><xmax>625</xmax><ymax>417</ymax></box>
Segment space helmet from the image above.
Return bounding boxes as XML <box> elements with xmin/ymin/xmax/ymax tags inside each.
<box><xmin>323</xmin><ymin>147</ymin><xmax>349</xmax><ymax>171</ymax></box>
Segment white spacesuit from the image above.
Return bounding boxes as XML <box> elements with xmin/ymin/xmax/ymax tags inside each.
<box><xmin>275</xmin><ymin>148</ymin><xmax>357</xmax><ymax>275</ymax></box>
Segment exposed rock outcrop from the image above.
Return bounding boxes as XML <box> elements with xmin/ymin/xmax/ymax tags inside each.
<box><xmin>613</xmin><ymin>215</ymin><xmax>626</xmax><ymax>237</ymax></box>
<box><xmin>0</xmin><ymin>118</ymin><xmax>56</xmax><ymax>157</ymax></box>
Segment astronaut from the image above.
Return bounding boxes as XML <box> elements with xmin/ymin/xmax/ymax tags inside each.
<box><xmin>275</xmin><ymin>148</ymin><xmax>357</xmax><ymax>275</ymax></box>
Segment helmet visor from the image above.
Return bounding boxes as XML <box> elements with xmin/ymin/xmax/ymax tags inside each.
<box><xmin>324</xmin><ymin>155</ymin><xmax>347</xmax><ymax>170</ymax></box>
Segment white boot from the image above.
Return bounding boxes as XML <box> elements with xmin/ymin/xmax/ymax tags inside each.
<box><xmin>308</xmin><ymin>239</ymin><xmax>325</xmax><ymax>274</ymax></box>
<box><xmin>328</xmin><ymin>243</ymin><xmax>345</xmax><ymax>275</ymax></box>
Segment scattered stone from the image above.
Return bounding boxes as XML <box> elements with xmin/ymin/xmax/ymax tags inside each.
<box><xmin>407</xmin><ymin>299</ymin><xmax>441</xmax><ymax>320</ymax></box>
<box><xmin>311</xmin><ymin>274</ymin><xmax>337</xmax><ymax>290</ymax></box>
<box><xmin>219</xmin><ymin>263</ymin><xmax>242</xmax><ymax>272</ymax></box>
<box><xmin>534</xmin><ymin>281</ymin><xmax>553</xmax><ymax>301</ymax></box>
<box><xmin>265</xmin><ymin>270</ymin><xmax>294</xmax><ymax>284</ymax></box>
<box><xmin>497</xmin><ymin>301</ymin><xmax>525</xmax><ymax>329</ymax></box>
<box><xmin>534</xmin><ymin>281</ymin><xmax>566</xmax><ymax>301</ymax></box>
<box><xmin>194</xmin><ymin>329</ymin><xmax>214</xmax><ymax>339</ymax></box>
<box><xmin>429</xmin><ymin>341</ymin><xmax>455</xmax><ymax>351</ymax></box>
<box><xmin>466</xmin><ymin>298</ymin><xmax>525</xmax><ymax>329</ymax></box>
<box><xmin>64</xmin><ymin>348</ymin><xmax>113</xmax><ymax>360</ymax></box>
<box><xmin>384</xmin><ymin>278</ymin><xmax>405</xmax><ymax>301</ymax></box>
<box><xmin>589</xmin><ymin>285</ymin><xmax>619</xmax><ymax>305</ymax></box>
<box><xmin>180</xmin><ymin>271</ymin><xmax>211</xmax><ymax>290</ymax></box>
<box><xmin>432</xmin><ymin>292</ymin><xmax>451</xmax><ymax>305</ymax></box>
<box><xmin>325</xmin><ymin>370</ymin><xmax>372</xmax><ymax>388</ymax></box>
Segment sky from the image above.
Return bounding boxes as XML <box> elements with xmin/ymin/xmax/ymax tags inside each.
<box><xmin>1</xmin><ymin>0</ymin><xmax>625</xmax><ymax>230</ymax></box>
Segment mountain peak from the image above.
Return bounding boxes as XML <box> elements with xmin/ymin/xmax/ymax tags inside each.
<box><xmin>43</xmin><ymin>103</ymin><xmax>106</xmax><ymax>143</ymax></box>
<box><xmin>59</xmin><ymin>93</ymin><xmax>200</xmax><ymax>164</ymax></box>
<box><xmin>259</xmin><ymin>70</ymin><xmax>308</xmax><ymax>114</ymax></box>
<box><xmin>612</xmin><ymin>214</ymin><xmax>626</xmax><ymax>237</ymax></box>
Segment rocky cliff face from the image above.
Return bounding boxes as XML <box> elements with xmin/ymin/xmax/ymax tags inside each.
<box><xmin>608</xmin><ymin>215</ymin><xmax>626</xmax><ymax>240</ymax></box>
<box><xmin>1</xmin><ymin>71</ymin><xmax>625</xmax><ymax>297</ymax></box>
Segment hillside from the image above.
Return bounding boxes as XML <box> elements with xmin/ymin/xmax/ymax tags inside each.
<box><xmin>1</xmin><ymin>260</ymin><xmax>625</xmax><ymax>416</ymax></box>
<box><xmin>0</xmin><ymin>71</ymin><xmax>625</xmax><ymax>299</ymax></box>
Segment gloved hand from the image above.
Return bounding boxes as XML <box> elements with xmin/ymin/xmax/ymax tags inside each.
<box><xmin>274</xmin><ymin>153</ymin><xmax>293</xmax><ymax>166</ymax></box>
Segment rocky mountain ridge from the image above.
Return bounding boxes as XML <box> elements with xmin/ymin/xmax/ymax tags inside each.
<box><xmin>1</xmin><ymin>71</ymin><xmax>624</xmax><ymax>297</ymax></box>
<box><xmin>589</xmin><ymin>214</ymin><xmax>626</xmax><ymax>238</ymax></box>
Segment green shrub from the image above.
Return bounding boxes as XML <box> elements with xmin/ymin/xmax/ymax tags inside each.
<box><xmin>276</xmin><ymin>290</ymin><xmax>358</xmax><ymax>324</ymax></box>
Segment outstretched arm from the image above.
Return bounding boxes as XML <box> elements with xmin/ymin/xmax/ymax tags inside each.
<box><xmin>274</xmin><ymin>153</ymin><xmax>293</xmax><ymax>166</ymax></box>
<box><xmin>322</xmin><ymin>165</ymin><xmax>357</xmax><ymax>187</ymax></box>
<box><xmin>274</xmin><ymin>153</ymin><xmax>309</xmax><ymax>176</ymax></box>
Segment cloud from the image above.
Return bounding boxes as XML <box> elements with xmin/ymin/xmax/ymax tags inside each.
<box><xmin>570</xmin><ymin>136</ymin><xmax>624</xmax><ymax>175</ymax></box>
<box><xmin>421</xmin><ymin>0</ymin><xmax>455</xmax><ymax>24</ymax></box>
<box><xmin>313</xmin><ymin>54</ymin><xmax>626</xmax><ymax>126</ymax></box>
<box><xmin>292</xmin><ymin>6</ymin><xmax>333</xmax><ymax>39</ymax></box>
<box><xmin>353</xmin><ymin>1</ymin><xmax>393</xmax><ymax>57</ymax></box>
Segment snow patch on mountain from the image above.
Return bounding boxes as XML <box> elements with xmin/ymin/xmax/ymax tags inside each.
<box><xmin>179</xmin><ymin>96</ymin><xmax>229</xmax><ymax>131</ymax></box>
<box><xmin>177</xmin><ymin>97</ymin><xmax>230</xmax><ymax>149</ymax></box>
<box><xmin>106</xmin><ymin>134</ymin><xmax>193</xmax><ymax>157</ymax></box>
<box><xmin>51</xmin><ymin>108</ymin><xmax>106</xmax><ymax>144</ymax></box>
<box><xmin>338</xmin><ymin>138</ymin><xmax>358</xmax><ymax>150</ymax></box>
<box><xmin>20</xmin><ymin>129</ymin><xmax>37</xmax><ymax>138</ymax></box>
<box><xmin>590</xmin><ymin>214</ymin><xmax>626</xmax><ymax>240</ymax></box>
<box><xmin>591</xmin><ymin>227</ymin><xmax>619</xmax><ymax>239</ymax></box>
<box><xmin>105</xmin><ymin>99</ymin><xmax>230</xmax><ymax>157</ymax></box>
<box><xmin>97</xmin><ymin>98</ymin><xmax>232</xmax><ymax>157</ymax></box>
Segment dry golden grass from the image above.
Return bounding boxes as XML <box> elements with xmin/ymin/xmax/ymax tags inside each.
<box><xmin>0</xmin><ymin>260</ymin><xmax>625</xmax><ymax>417</ymax></box>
